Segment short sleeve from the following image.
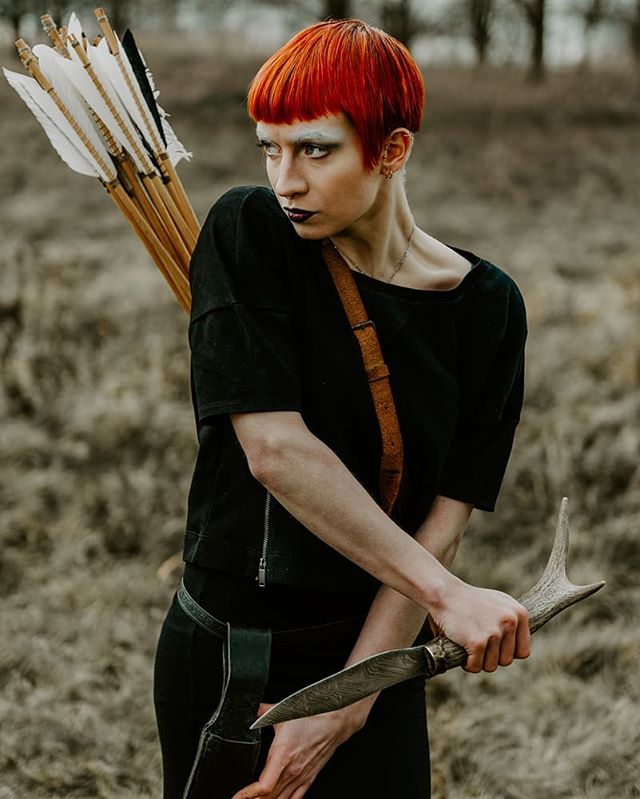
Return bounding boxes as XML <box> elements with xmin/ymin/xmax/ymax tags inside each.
<box><xmin>438</xmin><ymin>275</ymin><xmax>527</xmax><ymax>512</ymax></box>
<box><xmin>188</xmin><ymin>186</ymin><xmax>303</xmax><ymax>424</ymax></box>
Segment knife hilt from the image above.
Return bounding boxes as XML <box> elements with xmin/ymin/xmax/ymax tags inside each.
<box><xmin>422</xmin><ymin>499</ymin><xmax>605</xmax><ymax>673</ymax></box>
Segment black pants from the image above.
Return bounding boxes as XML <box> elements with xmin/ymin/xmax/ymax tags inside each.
<box><xmin>153</xmin><ymin>565</ymin><xmax>431</xmax><ymax>798</ymax></box>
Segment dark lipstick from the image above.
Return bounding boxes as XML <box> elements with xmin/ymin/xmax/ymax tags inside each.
<box><xmin>284</xmin><ymin>207</ymin><xmax>317</xmax><ymax>223</ymax></box>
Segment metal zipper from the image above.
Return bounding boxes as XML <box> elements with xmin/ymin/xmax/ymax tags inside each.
<box><xmin>257</xmin><ymin>488</ymin><xmax>271</xmax><ymax>587</ymax></box>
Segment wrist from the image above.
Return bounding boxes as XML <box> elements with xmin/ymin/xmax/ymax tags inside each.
<box><xmin>403</xmin><ymin>548</ymin><xmax>462</xmax><ymax>614</ymax></box>
<box><xmin>339</xmin><ymin>695</ymin><xmax>377</xmax><ymax>734</ymax></box>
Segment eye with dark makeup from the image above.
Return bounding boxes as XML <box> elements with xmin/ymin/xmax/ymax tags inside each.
<box><xmin>301</xmin><ymin>143</ymin><xmax>330</xmax><ymax>158</ymax></box>
<box><xmin>256</xmin><ymin>141</ymin><xmax>279</xmax><ymax>157</ymax></box>
<box><xmin>256</xmin><ymin>140</ymin><xmax>333</xmax><ymax>159</ymax></box>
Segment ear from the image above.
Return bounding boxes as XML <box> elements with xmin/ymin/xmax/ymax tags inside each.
<box><xmin>380</xmin><ymin>128</ymin><xmax>414</xmax><ymax>177</ymax></box>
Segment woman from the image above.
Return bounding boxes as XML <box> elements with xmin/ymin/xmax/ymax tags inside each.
<box><xmin>153</xmin><ymin>18</ymin><xmax>530</xmax><ymax>799</ymax></box>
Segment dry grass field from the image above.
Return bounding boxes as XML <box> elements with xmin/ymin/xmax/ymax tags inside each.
<box><xmin>0</xmin><ymin>34</ymin><xmax>638</xmax><ymax>799</ymax></box>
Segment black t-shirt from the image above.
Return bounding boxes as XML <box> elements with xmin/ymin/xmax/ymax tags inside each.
<box><xmin>183</xmin><ymin>185</ymin><xmax>527</xmax><ymax>601</ymax></box>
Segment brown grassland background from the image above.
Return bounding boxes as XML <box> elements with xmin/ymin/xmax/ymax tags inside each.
<box><xmin>0</xmin><ymin>34</ymin><xmax>639</xmax><ymax>799</ymax></box>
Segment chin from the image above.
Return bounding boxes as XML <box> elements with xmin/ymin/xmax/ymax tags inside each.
<box><xmin>288</xmin><ymin>222</ymin><xmax>330</xmax><ymax>241</ymax></box>
<box><xmin>293</xmin><ymin>229</ymin><xmax>327</xmax><ymax>241</ymax></box>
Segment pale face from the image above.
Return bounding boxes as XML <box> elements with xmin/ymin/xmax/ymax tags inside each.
<box><xmin>255</xmin><ymin>112</ymin><xmax>384</xmax><ymax>240</ymax></box>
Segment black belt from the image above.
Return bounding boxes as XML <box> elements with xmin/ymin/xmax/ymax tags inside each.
<box><xmin>176</xmin><ymin>579</ymin><xmax>365</xmax><ymax>798</ymax></box>
<box><xmin>177</xmin><ymin>578</ymin><xmax>366</xmax><ymax>643</ymax></box>
<box><xmin>177</xmin><ymin>579</ymin><xmax>228</xmax><ymax>638</ymax></box>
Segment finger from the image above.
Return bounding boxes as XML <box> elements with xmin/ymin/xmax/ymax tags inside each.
<box><xmin>498</xmin><ymin>622</ymin><xmax>516</xmax><ymax>667</ymax></box>
<box><xmin>252</xmin><ymin>748</ymin><xmax>289</xmax><ymax>797</ymax></box>
<box><xmin>514</xmin><ymin>609</ymin><xmax>531</xmax><ymax>659</ymax></box>
<box><xmin>266</xmin><ymin>738</ymin><xmax>331</xmax><ymax>799</ymax></box>
<box><xmin>462</xmin><ymin>640</ymin><xmax>485</xmax><ymax>673</ymax></box>
<box><xmin>266</xmin><ymin>756</ymin><xmax>309</xmax><ymax>799</ymax></box>
<box><xmin>274</xmin><ymin>782</ymin><xmax>307</xmax><ymax>799</ymax></box>
<box><xmin>256</xmin><ymin>763</ymin><xmax>286</xmax><ymax>797</ymax></box>
<box><xmin>257</xmin><ymin>702</ymin><xmax>275</xmax><ymax>718</ymax></box>
<box><xmin>277</xmin><ymin>769</ymin><xmax>317</xmax><ymax>799</ymax></box>
<box><xmin>230</xmin><ymin>782</ymin><xmax>271</xmax><ymax>799</ymax></box>
<box><xmin>482</xmin><ymin>635</ymin><xmax>501</xmax><ymax>672</ymax></box>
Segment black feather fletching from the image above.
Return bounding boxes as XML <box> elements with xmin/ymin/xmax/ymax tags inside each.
<box><xmin>122</xmin><ymin>29</ymin><xmax>167</xmax><ymax>147</ymax></box>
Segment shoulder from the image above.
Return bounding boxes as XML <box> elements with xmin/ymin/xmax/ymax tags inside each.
<box><xmin>202</xmin><ymin>185</ymin><xmax>291</xmax><ymax>240</ymax></box>
<box><xmin>463</xmin><ymin>258</ymin><xmax>527</xmax><ymax>340</ymax></box>
<box><xmin>190</xmin><ymin>186</ymin><xmax>300</xmax><ymax>321</ymax></box>
<box><xmin>468</xmin><ymin>258</ymin><xmax>524</xmax><ymax>306</ymax></box>
<box><xmin>195</xmin><ymin>184</ymin><xmax>299</xmax><ymax>270</ymax></box>
<box><xmin>455</xmin><ymin>258</ymin><xmax>527</xmax><ymax>413</ymax></box>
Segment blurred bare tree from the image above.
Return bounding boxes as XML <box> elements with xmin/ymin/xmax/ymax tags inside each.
<box><xmin>610</xmin><ymin>0</ymin><xmax>640</xmax><ymax>63</ymax></box>
<box><xmin>631</xmin><ymin>0</ymin><xmax>640</xmax><ymax>61</ymax></box>
<box><xmin>406</xmin><ymin>0</ymin><xmax>499</xmax><ymax>66</ymax></box>
<box><xmin>469</xmin><ymin>0</ymin><xmax>494</xmax><ymax>63</ymax></box>
<box><xmin>570</xmin><ymin>0</ymin><xmax>608</xmax><ymax>67</ymax></box>
<box><xmin>512</xmin><ymin>0</ymin><xmax>546</xmax><ymax>80</ymax></box>
<box><xmin>43</xmin><ymin>0</ymin><xmax>69</xmax><ymax>25</ymax></box>
<box><xmin>380</xmin><ymin>0</ymin><xmax>419</xmax><ymax>45</ymax></box>
<box><xmin>98</xmin><ymin>0</ymin><xmax>136</xmax><ymax>31</ymax></box>
<box><xmin>323</xmin><ymin>0</ymin><xmax>351</xmax><ymax>18</ymax></box>
<box><xmin>240</xmin><ymin>0</ymin><xmax>352</xmax><ymax>22</ymax></box>
<box><xmin>0</xmin><ymin>0</ymin><xmax>33</xmax><ymax>39</ymax></box>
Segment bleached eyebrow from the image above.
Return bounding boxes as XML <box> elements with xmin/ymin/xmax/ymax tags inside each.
<box><xmin>255</xmin><ymin>131</ymin><xmax>342</xmax><ymax>146</ymax></box>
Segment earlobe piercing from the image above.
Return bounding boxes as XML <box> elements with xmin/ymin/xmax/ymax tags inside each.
<box><xmin>381</xmin><ymin>146</ymin><xmax>393</xmax><ymax>179</ymax></box>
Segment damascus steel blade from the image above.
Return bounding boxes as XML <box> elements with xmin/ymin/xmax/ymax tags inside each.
<box><xmin>251</xmin><ymin>643</ymin><xmax>437</xmax><ymax>729</ymax></box>
<box><xmin>251</xmin><ymin>500</ymin><xmax>606</xmax><ymax>730</ymax></box>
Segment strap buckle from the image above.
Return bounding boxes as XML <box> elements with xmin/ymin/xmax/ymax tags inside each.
<box><xmin>351</xmin><ymin>319</ymin><xmax>376</xmax><ymax>332</ymax></box>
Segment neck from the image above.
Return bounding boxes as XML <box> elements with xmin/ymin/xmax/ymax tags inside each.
<box><xmin>328</xmin><ymin>185</ymin><xmax>416</xmax><ymax>281</ymax></box>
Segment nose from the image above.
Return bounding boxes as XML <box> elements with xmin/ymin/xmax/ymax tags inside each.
<box><xmin>272</xmin><ymin>152</ymin><xmax>307</xmax><ymax>201</ymax></box>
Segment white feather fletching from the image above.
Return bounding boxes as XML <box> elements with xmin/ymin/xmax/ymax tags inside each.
<box><xmin>3</xmin><ymin>67</ymin><xmax>113</xmax><ymax>181</ymax></box>
<box><xmin>34</xmin><ymin>44</ymin><xmax>154</xmax><ymax>176</ymax></box>
<box><xmin>130</xmin><ymin>41</ymin><xmax>192</xmax><ymax>165</ymax></box>
<box><xmin>107</xmin><ymin>34</ymin><xmax>192</xmax><ymax>165</ymax></box>
<box><xmin>65</xmin><ymin>12</ymin><xmax>86</xmax><ymax>63</ymax></box>
<box><xmin>160</xmin><ymin>109</ymin><xmax>193</xmax><ymax>165</ymax></box>
<box><xmin>30</xmin><ymin>44</ymin><xmax>115</xmax><ymax>179</ymax></box>
<box><xmin>91</xmin><ymin>38</ymin><xmax>160</xmax><ymax>156</ymax></box>
<box><xmin>66</xmin><ymin>11</ymin><xmax>84</xmax><ymax>38</ymax></box>
<box><xmin>146</xmin><ymin>68</ymin><xmax>156</xmax><ymax>94</ymax></box>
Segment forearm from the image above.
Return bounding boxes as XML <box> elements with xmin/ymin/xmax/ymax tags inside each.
<box><xmin>240</xmin><ymin>414</ymin><xmax>529</xmax><ymax>681</ymax></box>
<box><xmin>346</xmin><ymin>495</ymin><xmax>471</xmax><ymax>657</ymax></box>
<box><xmin>341</xmin><ymin>496</ymin><xmax>472</xmax><ymax>712</ymax></box>
<box><xmin>248</xmin><ymin>424</ymin><xmax>457</xmax><ymax>613</ymax></box>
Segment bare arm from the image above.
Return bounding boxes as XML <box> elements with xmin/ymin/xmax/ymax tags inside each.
<box><xmin>337</xmin><ymin>495</ymin><xmax>472</xmax><ymax>726</ymax></box>
<box><xmin>345</xmin><ymin>494</ymin><xmax>472</xmax><ymax>671</ymax></box>
<box><xmin>233</xmin><ymin>411</ymin><xmax>453</xmax><ymax>608</ymax></box>
<box><xmin>231</xmin><ymin>410</ymin><xmax>530</xmax><ymax>672</ymax></box>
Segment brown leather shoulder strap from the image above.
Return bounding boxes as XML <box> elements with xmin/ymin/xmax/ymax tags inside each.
<box><xmin>321</xmin><ymin>238</ymin><xmax>404</xmax><ymax>516</ymax></box>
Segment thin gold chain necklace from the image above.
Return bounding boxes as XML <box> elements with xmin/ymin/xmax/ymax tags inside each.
<box><xmin>329</xmin><ymin>221</ymin><xmax>417</xmax><ymax>283</ymax></box>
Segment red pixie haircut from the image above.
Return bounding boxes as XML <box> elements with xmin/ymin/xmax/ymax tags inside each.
<box><xmin>246</xmin><ymin>19</ymin><xmax>425</xmax><ymax>172</ymax></box>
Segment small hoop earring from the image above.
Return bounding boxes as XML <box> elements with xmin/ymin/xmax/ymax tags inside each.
<box><xmin>385</xmin><ymin>168</ymin><xmax>393</xmax><ymax>180</ymax></box>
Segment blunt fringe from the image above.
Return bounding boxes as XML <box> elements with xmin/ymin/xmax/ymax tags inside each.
<box><xmin>246</xmin><ymin>19</ymin><xmax>425</xmax><ymax>172</ymax></box>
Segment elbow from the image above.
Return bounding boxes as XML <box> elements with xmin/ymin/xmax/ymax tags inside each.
<box><xmin>246</xmin><ymin>436</ymin><xmax>289</xmax><ymax>486</ymax></box>
<box><xmin>230</xmin><ymin>411</ymin><xmax>310</xmax><ymax>488</ymax></box>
